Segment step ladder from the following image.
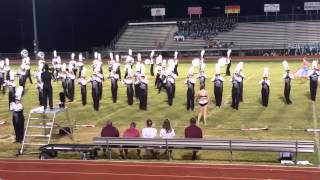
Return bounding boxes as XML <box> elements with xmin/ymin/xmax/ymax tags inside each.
<box><xmin>20</xmin><ymin>106</ymin><xmax>73</xmax><ymax>154</ymax></box>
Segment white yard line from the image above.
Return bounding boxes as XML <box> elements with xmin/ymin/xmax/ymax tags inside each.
<box><xmin>311</xmin><ymin>101</ymin><xmax>320</xmax><ymax>166</ymax></box>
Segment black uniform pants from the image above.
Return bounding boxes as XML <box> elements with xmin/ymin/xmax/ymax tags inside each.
<box><xmin>111</xmin><ymin>79</ymin><xmax>118</xmax><ymax>103</ymax></box>
<box><xmin>155</xmin><ymin>73</ymin><xmax>160</xmax><ymax>87</ymax></box>
<box><xmin>239</xmin><ymin>81</ymin><xmax>243</xmax><ymax>102</ymax></box>
<box><xmin>187</xmin><ymin>88</ymin><xmax>195</xmax><ymax>111</ymax></box>
<box><xmin>98</xmin><ymin>82</ymin><xmax>103</xmax><ymax>100</ymax></box>
<box><xmin>214</xmin><ymin>86</ymin><xmax>223</xmax><ymax>107</ymax></box>
<box><xmin>139</xmin><ymin>89</ymin><xmax>147</xmax><ymax>110</ymax></box>
<box><xmin>310</xmin><ymin>80</ymin><xmax>318</xmax><ymax>101</ymax></box>
<box><xmin>12</xmin><ymin>111</ymin><xmax>25</xmax><ymax>143</ymax></box>
<box><xmin>81</xmin><ymin>85</ymin><xmax>87</xmax><ymax>106</ymax></box>
<box><xmin>127</xmin><ymin>85</ymin><xmax>134</xmax><ymax>105</ymax></box>
<box><xmin>226</xmin><ymin>63</ymin><xmax>231</xmax><ymax>76</ymax></box>
<box><xmin>232</xmin><ymin>87</ymin><xmax>240</xmax><ymax>110</ymax></box>
<box><xmin>284</xmin><ymin>83</ymin><xmax>291</xmax><ymax>104</ymax></box>
<box><xmin>261</xmin><ymin>87</ymin><xmax>269</xmax><ymax>107</ymax></box>
<box><xmin>150</xmin><ymin>64</ymin><xmax>154</xmax><ymax>76</ymax></box>
<box><xmin>67</xmin><ymin>79</ymin><xmax>74</xmax><ymax>101</ymax></box>
<box><xmin>166</xmin><ymin>83</ymin><xmax>173</xmax><ymax>106</ymax></box>
<box><xmin>0</xmin><ymin>73</ymin><xmax>4</xmax><ymax>94</ymax></box>
<box><xmin>26</xmin><ymin>69</ymin><xmax>33</xmax><ymax>84</ymax></box>
<box><xmin>92</xmin><ymin>85</ymin><xmax>100</xmax><ymax>111</ymax></box>
<box><xmin>42</xmin><ymin>85</ymin><xmax>53</xmax><ymax>109</ymax></box>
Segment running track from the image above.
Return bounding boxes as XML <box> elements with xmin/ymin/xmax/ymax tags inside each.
<box><xmin>0</xmin><ymin>160</ymin><xmax>320</xmax><ymax>180</ymax></box>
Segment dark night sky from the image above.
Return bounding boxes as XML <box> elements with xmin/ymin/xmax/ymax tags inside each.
<box><xmin>0</xmin><ymin>0</ymin><xmax>310</xmax><ymax>52</ymax></box>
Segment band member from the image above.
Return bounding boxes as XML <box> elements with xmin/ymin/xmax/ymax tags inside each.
<box><xmin>52</xmin><ymin>50</ymin><xmax>59</xmax><ymax>79</ymax></box>
<box><xmin>155</xmin><ymin>55</ymin><xmax>162</xmax><ymax>87</ymax></box>
<box><xmin>108</xmin><ymin>52</ymin><xmax>115</xmax><ymax>73</ymax></box>
<box><xmin>226</xmin><ymin>49</ymin><xmax>232</xmax><ymax>76</ymax></box>
<box><xmin>197</xmin><ymin>64</ymin><xmax>207</xmax><ymax>89</ymax></box>
<box><xmin>34</xmin><ymin>66</ymin><xmax>44</xmax><ymax>106</ymax></box>
<box><xmin>21</xmin><ymin>49</ymin><xmax>32</xmax><ymax>84</ymax></box>
<box><xmin>259</xmin><ymin>68</ymin><xmax>270</xmax><ymax>107</ymax></box>
<box><xmin>309</xmin><ymin>61</ymin><xmax>320</xmax><ymax>101</ymax></box>
<box><xmin>57</xmin><ymin>63</ymin><xmax>68</xmax><ymax>98</ymax></box>
<box><xmin>185</xmin><ymin>67</ymin><xmax>195</xmax><ymax>111</ymax></box>
<box><xmin>136</xmin><ymin>73</ymin><xmax>148</xmax><ymax>110</ymax></box>
<box><xmin>66</xmin><ymin>69</ymin><xmax>75</xmax><ymax>102</ymax></box>
<box><xmin>115</xmin><ymin>54</ymin><xmax>121</xmax><ymax>80</ymax></box>
<box><xmin>4</xmin><ymin>58</ymin><xmax>10</xmax><ymax>80</ymax></box>
<box><xmin>16</xmin><ymin>64</ymin><xmax>27</xmax><ymax>91</ymax></box>
<box><xmin>231</xmin><ymin>67</ymin><xmax>242</xmax><ymax>110</ymax></box>
<box><xmin>282</xmin><ymin>61</ymin><xmax>294</xmax><ymax>104</ymax></box>
<box><xmin>123</xmin><ymin>68</ymin><xmax>134</xmax><ymax>105</ymax></box>
<box><xmin>41</xmin><ymin>64</ymin><xmax>53</xmax><ymax>110</ymax></box>
<box><xmin>37</xmin><ymin>51</ymin><xmax>46</xmax><ymax>71</ymax></box>
<box><xmin>3</xmin><ymin>70</ymin><xmax>16</xmax><ymax>109</ymax></box>
<box><xmin>173</xmin><ymin>51</ymin><xmax>179</xmax><ymax>76</ymax></box>
<box><xmin>238</xmin><ymin>62</ymin><xmax>245</xmax><ymax>102</ymax></box>
<box><xmin>109</xmin><ymin>67</ymin><xmax>119</xmax><ymax>103</ymax></box>
<box><xmin>69</xmin><ymin>53</ymin><xmax>78</xmax><ymax>76</ymax></box>
<box><xmin>10</xmin><ymin>86</ymin><xmax>24</xmax><ymax>143</ymax></box>
<box><xmin>212</xmin><ymin>64</ymin><xmax>224</xmax><ymax>107</ymax></box>
<box><xmin>157</xmin><ymin>60</ymin><xmax>167</xmax><ymax>93</ymax></box>
<box><xmin>164</xmin><ymin>68</ymin><xmax>175</xmax><ymax>106</ymax></box>
<box><xmin>77</xmin><ymin>53</ymin><xmax>84</xmax><ymax>78</ymax></box>
<box><xmin>150</xmin><ymin>50</ymin><xmax>155</xmax><ymax>76</ymax></box>
<box><xmin>197</xmin><ymin>85</ymin><xmax>209</xmax><ymax>126</ymax></box>
<box><xmin>78</xmin><ymin>68</ymin><xmax>87</xmax><ymax>106</ymax></box>
<box><xmin>90</xmin><ymin>73</ymin><xmax>102</xmax><ymax>111</ymax></box>
<box><xmin>0</xmin><ymin>60</ymin><xmax>5</xmax><ymax>94</ymax></box>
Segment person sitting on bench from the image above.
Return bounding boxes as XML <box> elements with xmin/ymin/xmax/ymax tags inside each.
<box><xmin>185</xmin><ymin>117</ymin><xmax>203</xmax><ymax>160</ymax></box>
<box><xmin>142</xmin><ymin>119</ymin><xmax>159</xmax><ymax>159</ymax></box>
<box><xmin>120</xmin><ymin>122</ymin><xmax>141</xmax><ymax>160</ymax></box>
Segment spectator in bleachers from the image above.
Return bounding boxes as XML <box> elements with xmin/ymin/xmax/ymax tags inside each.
<box><xmin>120</xmin><ymin>122</ymin><xmax>141</xmax><ymax>159</ymax></box>
<box><xmin>185</xmin><ymin>117</ymin><xmax>203</xmax><ymax>160</ymax></box>
<box><xmin>101</xmin><ymin>119</ymin><xmax>119</xmax><ymax>137</ymax></box>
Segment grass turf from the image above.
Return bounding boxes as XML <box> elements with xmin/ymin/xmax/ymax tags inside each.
<box><xmin>0</xmin><ymin>60</ymin><xmax>319</xmax><ymax>164</ymax></box>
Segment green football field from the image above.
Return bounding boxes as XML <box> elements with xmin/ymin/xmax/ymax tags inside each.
<box><xmin>0</xmin><ymin>60</ymin><xmax>319</xmax><ymax>164</ymax></box>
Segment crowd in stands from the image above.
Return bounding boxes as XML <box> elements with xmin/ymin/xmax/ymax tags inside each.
<box><xmin>100</xmin><ymin>117</ymin><xmax>202</xmax><ymax>160</ymax></box>
<box><xmin>206</xmin><ymin>39</ymin><xmax>234</xmax><ymax>49</ymax></box>
<box><xmin>175</xmin><ymin>17</ymin><xmax>236</xmax><ymax>40</ymax></box>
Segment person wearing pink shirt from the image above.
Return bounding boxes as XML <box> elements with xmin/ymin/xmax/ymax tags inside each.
<box><xmin>120</xmin><ymin>122</ymin><xmax>141</xmax><ymax>159</ymax></box>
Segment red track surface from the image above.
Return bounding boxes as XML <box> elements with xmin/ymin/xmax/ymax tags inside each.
<box><xmin>0</xmin><ymin>160</ymin><xmax>319</xmax><ymax>180</ymax></box>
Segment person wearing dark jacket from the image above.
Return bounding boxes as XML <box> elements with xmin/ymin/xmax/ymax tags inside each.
<box><xmin>41</xmin><ymin>64</ymin><xmax>53</xmax><ymax>110</ymax></box>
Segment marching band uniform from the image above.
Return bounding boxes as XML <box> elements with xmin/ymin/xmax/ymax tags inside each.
<box><xmin>212</xmin><ymin>64</ymin><xmax>224</xmax><ymax>107</ymax></box>
<box><xmin>34</xmin><ymin>68</ymin><xmax>44</xmax><ymax>106</ymax></box>
<box><xmin>110</xmin><ymin>69</ymin><xmax>119</xmax><ymax>103</ymax></box>
<box><xmin>282</xmin><ymin>61</ymin><xmax>294</xmax><ymax>104</ymax></box>
<box><xmin>231</xmin><ymin>71</ymin><xmax>242</xmax><ymax>110</ymax></box>
<box><xmin>115</xmin><ymin>54</ymin><xmax>121</xmax><ymax>80</ymax></box>
<box><xmin>150</xmin><ymin>51</ymin><xmax>155</xmax><ymax>76</ymax></box>
<box><xmin>57</xmin><ymin>64</ymin><xmax>68</xmax><ymax>99</ymax></box>
<box><xmin>309</xmin><ymin>61</ymin><xmax>320</xmax><ymax>101</ymax></box>
<box><xmin>197</xmin><ymin>67</ymin><xmax>207</xmax><ymax>89</ymax></box>
<box><xmin>259</xmin><ymin>68</ymin><xmax>270</xmax><ymax>107</ymax></box>
<box><xmin>21</xmin><ymin>49</ymin><xmax>33</xmax><ymax>84</ymax></box>
<box><xmin>17</xmin><ymin>65</ymin><xmax>27</xmax><ymax>90</ymax></box>
<box><xmin>69</xmin><ymin>53</ymin><xmax>78</xmax><ymax>76</ymax></box>
<box><xmin>173</xmin><ymin>51</ymin><xmax>179</xmax><ymax>76</ymax></box>
<box><xmin>155</xmin><ymin>55</ymin><xmax>162</xmax><ymax>87</ymax></box>
<box><xmin>108</xmin><ymin>52</ymin><xmax>115</xmax><ymax>73</ymax></box>
<box><xmin>66</xmin><ymin>70</ymin><xmax>76</xmax><ymax>102</ymax></box>
<box><xmin>4</xmin><ymin>58</ymin><xmax>10</xmax><ymax>80</ymax></box>
<box><xmin>0</xmin><ymin>60</ymin><xmax>5</xmax><ymax>94</ymax></box>
<box><xmin>226</xmin><ymin>49</ymin><xmax>232</xmax><ymax>76</ymax></box>
<box><xmin>4</xmin><ymin>71</ymin><xmax>16</xmax><ymax>109</ymax></box>
<box><xmin>136</xmin><ymin>74</ymin><xmax>148</xmax><ymax>110</ymax></box>
<box><xmin>78</xmin><ymin>68</ymin><xmax>87</xmax><ymax>106</ymax></box>
<box><xmin>52</xmin><ymin>50</ymin><xmax>59</xmax><ymax>79</ymax></box>
<box><xmin>91</xmin><ymin>73</ymin><xmax>101</xmax><ymax>111</ymax></box>
<box><xmin>10</xmin><ymin>86</ymin><xmax>24</xmax><ymax>143</ymax></box>
<box><xmin>41</xmin><ymin>64</ymin><xmax>53</xmax><ymax>110</ymax></box>
<box><xmin>78</xmin><ymin>53</ymin><xmax>84</xmax><ymax>78</ymax></box>
<box><xmin>123</xmin><ymin>69</ymin><xmax>134</xmax><ymax>105</ymax></box>
<box><xmin>185</xmin><ymin>68</ymin><xmax>195</xmax><ymax>111</ymax></box>
<box><xmin>164</xmin><ymin>70</ymin><xmax>175</xmax><ymax>106</ymax></box>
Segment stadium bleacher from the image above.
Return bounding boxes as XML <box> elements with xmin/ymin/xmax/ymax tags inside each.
<box><xmin>113</xmin><ymin>20</ymin><xmax>320</xmax><ymax>51</ymax></box>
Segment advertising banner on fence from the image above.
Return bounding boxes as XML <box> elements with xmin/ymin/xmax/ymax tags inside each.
<box><xmin>304</xmin><ymin>2</ymin><xmax>320</xmax><ymax>10</ymax></box>
<box><xmin>264</xmin><ymin>4</ymin><xmax>280</xmax><ymax>12</ymax></box>
<box><xmin>151</xmin><ymin>8</ymin><xmax>166</xmax><ymax>16</ymax></box>
<box><xmin>188</xmin><ymin>6</ymin><xmax>203</xmax><ymax>15</ymax></box>
<box><xmin>225</xmin><ymin>5</ymin><xmax>240</xmax><ymax>14</ymax></box>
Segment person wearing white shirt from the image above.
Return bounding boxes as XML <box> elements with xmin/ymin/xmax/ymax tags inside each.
<box><xmin>142</xmin><ymin>119</ymin><xmax>158</xmax><ymax>159</ymax></box>
<box><xmin>159</xmin><ymin>119</ymin><xmax>175</xmax><ymax>160</ymax></box>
